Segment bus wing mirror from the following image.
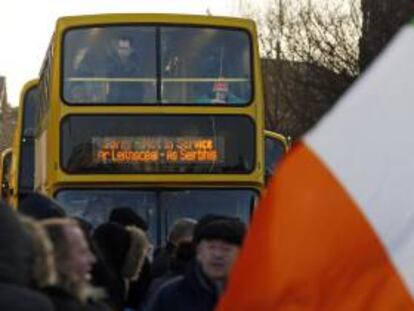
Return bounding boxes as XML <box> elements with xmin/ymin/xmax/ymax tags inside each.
<box><xmin>264</xmin><ymin>132</ymin><xmax>289</xmax><ymax>186</ymax></box>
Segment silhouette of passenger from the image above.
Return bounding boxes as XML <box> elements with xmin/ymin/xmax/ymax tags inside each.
<box><xmin>107</xmin><ymin>36</ymin><xmax>144</xmax><ymax>103</ymax></box>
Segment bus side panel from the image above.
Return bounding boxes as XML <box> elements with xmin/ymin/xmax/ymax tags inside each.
<box><xmin>35</xmin><ymin>130</ymin><xmax>49</xmax><ymax>194</ymax></box>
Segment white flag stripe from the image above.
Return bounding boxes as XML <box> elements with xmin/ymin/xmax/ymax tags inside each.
<box><xmin>305</xmin><ymin>25</ymin><xmax>414</xmax><ymax>296</ymax></box>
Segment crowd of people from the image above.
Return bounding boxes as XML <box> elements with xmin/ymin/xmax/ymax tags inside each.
<box><xmin>0</xmin><ymin>192</ymin><xmax>246</xmax><ymax>311</ymax></box>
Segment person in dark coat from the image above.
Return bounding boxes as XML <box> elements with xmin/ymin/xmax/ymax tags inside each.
<box><xmin>106</xmin><ymin>36</ymin><xmax>144</xmax><ymax>103</ymax></box>
<box><xmin>109</xmin><ymin>207</ymin><xmax>152</xmax><ymax>310</ymax></box>
<box><xmin>145</xmin><ymin>240</ymin><xmax>195</xmax><ymax>305</ymax></box>
<box><xmin>93</xmin><ymin>222</ymin><xmax>150</xmax><ymax>311</ymax></box>
<box><xmin>151</xmin><ymin>218</ymin><xmax>197</xmax><ymax>280</ymax></box>
<box><xmin>145</xmin><ymin>216</ymin><xmax>246</xmax><ymax>311</ymax></box>
<box><xmin>0</xmin><ymin>202</ymin><xmax>54</xmax><ymax>311</ymax></box>
<box><xmin>41</xmin><ymin>218</ymin><xmax>111</xmax><ymax>311</ymax></box>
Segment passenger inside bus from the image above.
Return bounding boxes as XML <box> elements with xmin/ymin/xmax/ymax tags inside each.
<box><xmin>196</xmin><ymin>81</ymin><xmax>244</xmax><ymax>104</ymax></box>
<box><xmin>68</xmin><ymin>45</ymin><xmax>108</xmax><ymax>103</ymax></box>
<box><xmin>106</xmin><ymin>36</ymin><xmax>144</xmax><ymax>103</ymax></box>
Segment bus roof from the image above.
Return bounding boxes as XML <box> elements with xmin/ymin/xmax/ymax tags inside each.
<box><xmin>56</xmin><ymin>13</ymin><xmax>256</xmax><ymax>31</ymax></box>
<box><xmin>1</xmin><ymin>148</ymin><xmax>12</xmax><ymax>158</ymax></box>
<box><xmin>19</xmin><ymin>79</ymin><xmax>39</xmax><ymax>104</ymax></box>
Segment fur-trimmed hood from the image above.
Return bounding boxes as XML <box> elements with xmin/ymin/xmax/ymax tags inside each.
<box><xmin>122</xmin><ymin>226</ymin><xmax>150</xmax><ymax>280</ymax></box>
<box><xmin>19</xmin><ymin>216</ymin><xmax>57</xmax><ymax>288</ymax></box>
<box><xmin>93</xmin><ymin>222</ymin><xmax>150</xmax><ymax>281</ymax></box>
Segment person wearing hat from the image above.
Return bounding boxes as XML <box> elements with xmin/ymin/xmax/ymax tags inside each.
<box><xmin>109</xmin><ymin>207</ymin><xmax>153</xmax><ymax>310</ymax></box>
<box><xmin>145</xmin><ymin>215</ymin><xmax>246</xmax><ymax>311</ymax></box>
<box><xmin>196</xmin><ymin>80</ymin><xmax>245</xmax><ymax>104</ymax></box>
<box><xmin>93</xmin><ymin>222</ymin><xmax>150</xmax><ymax>311</ymax></box>
<box><xmin>151</xmin><ymin>217</ymin><xmax>197</xmax><ymax>280</ymax></box>
<box><xmin>19</xmin><ymin>192</ymin><xmax>66</xmax><ymax>220</ymax></box>
<box><xmin>109</xmin><ymin>207</ymin><xmax>148</xmax><ymax>232</ymax></box>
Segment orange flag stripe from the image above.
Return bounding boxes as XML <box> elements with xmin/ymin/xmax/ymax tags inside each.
<box><xmin>216</xmin><ymin>143</ymin><xmax>414</xmax><ymax>311</ymax></box>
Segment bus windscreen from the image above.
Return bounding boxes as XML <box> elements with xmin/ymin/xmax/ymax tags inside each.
<box><xmin>19</xmin><ymin>86</ymin><xmax>39</xmax><ymax>192</ymax></box>
<box><xmin>61</xmin><ymin>115</ymin><xmax>255</xmax><ymax>174</ymax></box>
<box><xmin>63</xmin><ymin>25</ymin><xmax>252</xmax><ymax>105</ymax></box>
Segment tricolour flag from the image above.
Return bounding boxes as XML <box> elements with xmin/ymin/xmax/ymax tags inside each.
<box><xmin>216</xmin><ymin>19</ymin><xmax>414</xmax><ymax>311</ymax></box>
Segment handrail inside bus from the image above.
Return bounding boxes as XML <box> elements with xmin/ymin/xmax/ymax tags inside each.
<box><xmin>65</xmin><ymin>77</ymin><xmax>251</xmax><ymax>83</ymax></box>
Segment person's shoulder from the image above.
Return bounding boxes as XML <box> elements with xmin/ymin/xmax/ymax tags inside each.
<box><xmin>43</xmin><ymin>286</ymin><xmax>80</xmax><ymax>310</ymax></box>
<box><xmin>157</xmin><ymin>275</ymin><xmax>185</xmax><ymax>296</ymax></box>
<box><xmin>82</xmin><ymin>300</ymin><xmax>113</xmax><ymax>311</ymax></box>
<box><xmin>145</xmin><ymin>275</ymin><xmax>184</xmax><ymax>309</ymax></box>
<box><xmin>0</xmin><ymin>283</ymin><xmax>54</xmax><ymax>311</ymax></box>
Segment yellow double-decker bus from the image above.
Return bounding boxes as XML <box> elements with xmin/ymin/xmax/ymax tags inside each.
<box><xmin>7</xmin><ymin>79</ymin><xmax>39</xmax><ymax>207</ymax></box>
<box><xmin>35</xmin><ymin>14</ymin><xmax>284</xmax><ymax>244</ymax></box>
<box><xmin>0</xmin><ymin>148</ymin><xmax>12</xmax><ymax>201</ymax></box>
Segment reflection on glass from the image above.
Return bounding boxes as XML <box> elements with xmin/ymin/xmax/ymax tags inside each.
<box><xmin>55</xmin><ymin>189</ymin><xmax>256</xmax><ymax>245</ymax></box>
<box><xmin>63</xmin><ymin>26</ymin><xmax>251</xmax><ymax>105</ymax></box>
<box><xmin>161</xmin><ymin>27</ymin><xmax>251</xmax><ymax>104</ymax></box>
<box><xmin>55</xmin><ymin>189</ymin><xmax>157</xmax><ymax>242</ymax></box>
<box><xmin>161</xmin><ymin>189</ymin><xmax>255</xmax><ymax>240</ymax></box>
<box><xmin>19</xmin><ymin>86</ymin><xmax>39</xmax><ymax>191</ymax></box>
<box><xmin>23</xmin><ymin>87</ymin><xmax>39</xmax><ymax>137</ymax></box>
<box><xmin>63</xmin><ymin>27</ymin><xmax>157</xmax><ymax>104</ymax></box>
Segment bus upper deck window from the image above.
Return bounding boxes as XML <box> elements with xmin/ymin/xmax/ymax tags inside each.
<box><xmin>63</xmin><ymin>26</ymin><xmax>157</xmax><ymax>104</ymax></box>
<box><xmin>63</xmin><ymin>26</ymin><xmax>251</xmax><ymax>105</ymax></box>
<box><xmin>160</xmin><ymin>27</ymin><xmax>252</xmax><ymax>105</ymax></box>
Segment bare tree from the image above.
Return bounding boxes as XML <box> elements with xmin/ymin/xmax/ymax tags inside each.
<box><xmin>0</xmin><ymin>104</ymin><xmax>17</xmax><ymax>153</ymax></box>
<box><xmin>237</xmin><ymin>0</ymin><xmax>361</xmax><ymax>138</ymax></box>
<box><xmin>359</xmin><ymin>0</ymin><xmax>414</xmax><ymax>71</ymax></box>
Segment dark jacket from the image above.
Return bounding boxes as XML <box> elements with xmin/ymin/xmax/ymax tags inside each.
<box><xmin>91</xmin><ymin>258</ymin><xmax>124</xmax><ymax>311</ymax></box>
<box><xmin>44</xmin><ymin>286</ymin><xmax>112</xmax><ymax>311</ymax></box>
<box><xmin>126</xmin><ymin>258</ymin><xmax>152</xmax><ymax>310</ymax></box>
<box><xmin>146</xmin><ymin>241</ymin><xmax>195</xmax><ymax>305</ymax></box>
<box><xmin>151</xmin><ymin>242</ymin><xmax>175</xmax><ymax>280</ymax></box>
<box><xmin>93</xmin><ymin>223</ymin><xmax>149</xmax><ymax>311</ymax></box>
<box><xmin>0</xmin><ymin>204</ymin><xmax>54</xmax><ymax>311</ymax></box>
<box><xmin>106</xmin><ymin>53</ymin><xmax>143</xmax><ymax>103</ymax></box>
<box><xmin>145</xmin><ymin>261</ymin><xmax>219</xmax><ymax>311</ymax></box>
<box><xmin>0</xmin><ymin>283</ymin><xmax>54</xmax><ymax>311</ymax></box>
<box><xmin>43</xmin><ymin>286</ymin><xmax>82</xmax><ymax>311</ymax></box>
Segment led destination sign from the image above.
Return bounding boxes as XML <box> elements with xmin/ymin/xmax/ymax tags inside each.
<box><xmin>61</xmin><ymin>115</ymin><xmax>255</xmax><ymax>174</ymax></box>
<box><xmin>93</xmin><ymin>136</ymin><xmax>225</xmax><ymax>165</ymax></box>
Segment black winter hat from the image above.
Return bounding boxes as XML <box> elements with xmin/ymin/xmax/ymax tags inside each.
<box><xmin>19</xmin><ymin>193</ymin><xmax>66</xmax><ymax>220</ymax></box>
<box><xmin>109</xmin><ymin>207</ymin><xmax>148</xmax><ymax>231</ymax></box>
<box><xmin>93</xmin><ymin>222</ymin><xmax>131</xmax><ymax>272</ymax></box>
<box><xmin>193</xmin><ymin>215</ymin><xmax>246</xmax><ymax>246</ymax></box>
